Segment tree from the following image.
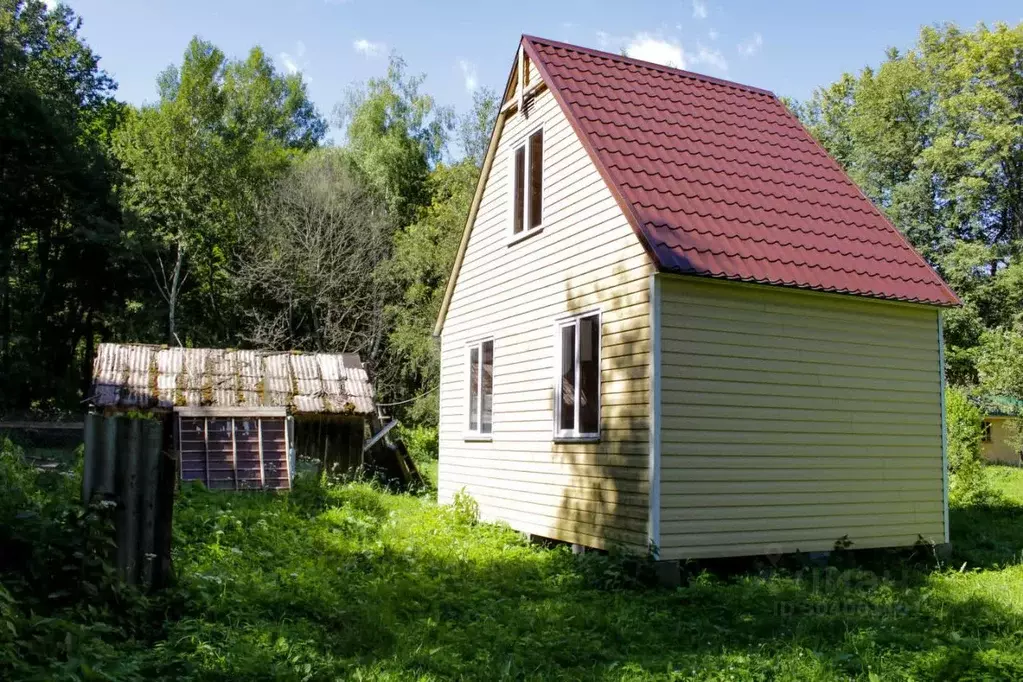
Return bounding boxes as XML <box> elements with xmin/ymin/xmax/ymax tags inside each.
<box><xmin>336</xmin><ymin>56</ymin><xmax>454</xmax><ymax>227</ymax></box>
<box><xmin>372</xmin><ymin>88</ymin><xmax>497</xmax><ymax>419</ymax></box>
<box><xmin>796</xmin><ymin>22</ymin><xmax>1023</xmax><ymax>383</ymax></box>
<box><xmin>236</xmin><ymin>151</ymin><xmax>392</xmax><ymax>360</ymax></box>
<box><xmin>112</xmin><ymin>37</ymin><xmax>325</xmax><ymax>344</ymax></box>
<box><xmin>379</xmin><ymin>161</ymin><xmax>480</xmax><ymax>421</ymax></box>
<box><xmin>458</xmin><ymin>87</ymin><xmax>499</xmax><ymax>168</ymax></box>
<box><xmin>0</xmin><ymin>0</ymin><xmax>127</xmax><ymax>409</ymax></box>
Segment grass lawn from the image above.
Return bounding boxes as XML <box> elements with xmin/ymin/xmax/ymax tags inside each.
<box><xmin>147</xmin><ymin>465</ymin><xmax>1023</xmax><ymax>680</ymax></box>
<box><xmin>5</xmin><ymin>446</ymin><xmax>1023</xmax><ymax>680</ymax></box>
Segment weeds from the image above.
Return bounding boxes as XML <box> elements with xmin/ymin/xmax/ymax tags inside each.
<box><xmin>3</xmin><ymin>438</ymin><xmax>1023</xmax><ymax>680</ymax></box>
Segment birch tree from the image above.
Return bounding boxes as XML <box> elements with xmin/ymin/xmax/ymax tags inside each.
<box><xmin>113</xmin><ymin>37</ymin><xmax>324</xmax><ymax>344</ymax></box>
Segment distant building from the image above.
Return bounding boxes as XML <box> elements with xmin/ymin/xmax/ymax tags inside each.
<box><xmin>90</xmin><ymin>343</ymin><xmax>375</xmax><ymax>489</ymax></box>
<box><xmin>980</xmin><ymin>396</ymin><xmax>1022</xmax><ymax>465</ymax></box>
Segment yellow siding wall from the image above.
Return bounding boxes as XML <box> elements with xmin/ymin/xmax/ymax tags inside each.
<box><xmin>657</xmin><ymin>277</ymin><xmax>945</xmax><ymax>560</ymax></box>
<box><xmin>983</xmin><ymin>418</ymin><xmax>1020</xmax><ymax>465</ymax></box>
<box><xmin>438</xmin><ymin>84</ymin><xmax>655</xmax><ymax>550</ymax></box>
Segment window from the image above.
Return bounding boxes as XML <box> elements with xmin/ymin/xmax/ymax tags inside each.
<box><xmin>177</xmin><ymin>413</ymin><xmax>290</xmax><ymax>490</ymax></box>
<box><xmin>511</xmin><ymin>128</ymin><xmax>543</xmax><ymax>236</ymax></box>
<box><xmin>555</xmin><ymin>313</ymin><xmax>600</xmax><ymax>439</ymax></box>
<box><xmin>982</xmin><ymin>421</ymin><xmax>993</xmax><ymax>443</ymax></box>
<box><xmin>467</xmin><ymin>339</ymin><xmax>494</xmax><ymax>436</ymax></box>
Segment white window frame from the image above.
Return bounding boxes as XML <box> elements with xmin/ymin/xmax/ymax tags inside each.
<box><xmin>507</xmin><ymin>123</ymin><xmax>545</xmax><ymax>244</ymax></box>
<box><xmin>553</xmin><ymin>310</ymin><xmax>602</xmax><ymax>442</ymax></box>
<box><xmin>464</xmin><ymin>337</ymin><xmax>494</xmax><ymax>440</ymax></box>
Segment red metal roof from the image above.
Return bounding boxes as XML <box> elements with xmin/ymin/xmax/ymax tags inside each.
<box><xmin>522</xmin><ymin>36</ymin><xmax>959</xmax><ymax>307</ymax></box>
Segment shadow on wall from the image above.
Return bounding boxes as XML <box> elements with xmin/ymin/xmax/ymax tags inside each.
<box><xmin>552</xmin><ymin>264</ymin><xmax>651</xmax><ymax>552</ymax></box>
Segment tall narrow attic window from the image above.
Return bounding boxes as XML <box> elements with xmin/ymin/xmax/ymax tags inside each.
<box><xmin>555</xmin><ymin>312</ymin><xmax>600</xmax><ymax>440</ymax></box>
<box><xmin>511</xmin><ymin>128</ymin><xmax>543</xmax><ymax>237</ymax></box>
<box><xmin>466</xmin><ymin>339</ymin><xmax>494</xmax><ymax>438</ymax></box>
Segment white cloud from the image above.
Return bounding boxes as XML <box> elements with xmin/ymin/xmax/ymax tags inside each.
<box><xmin>689</xmin><ymin>43</ymin><xmax>728</xmax><ymax>71</ymax></box>
<box><xmin>280</xmin><ymin>53</ymin><xmax>299</xmax><ymax>75</ymax></box>
<box><xmin>458</xmin><ymin>59</ymin><xmax>478</xmax><ymax>93</ymax></box>
<box><xmin>353</xmin><ymin>39</ymin><xmax>385</xmax><ymax>58</ymax></box>
<box><xmin>625</xmin><ymin>34</ymin><xmax>685</xmax><ymax>69</ymax></box>
<box><xmin>278</xmin><ymin>41</ymin><xmax>309</xmax><ymax>79</ymax></box>
<box><xmin>595</xmin><ymin>30</ymin><xmax>611</xmax><ymax>48</ymax></box>
<box><xmin>692</xmin><ymin>0</ymin><xmax>708</xmax><ymax>19</ymax></box>
<box><xmin>737</xmin><ymin>32</ymin><xmax>763</xmax><ymax>57</ymax></box>
<box><xmin>620</xmin><ymin>32</ymin><xmax>728</xmax><ymax>73</ymax></box>
<box><xmin>708</xmin><ymin>29</ymin><xmax>719</xmax><ymax>40</ymax></box>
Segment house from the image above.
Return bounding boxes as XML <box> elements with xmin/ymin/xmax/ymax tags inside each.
<box><xmin>433</xmin><ymin>36</ymin><xmax>960</xmax><ymax>561</ymax></box>
<box><xmin>980</xmin><ymin>396</ymin><xmax>1022</xmax><ymax>465</ymax></box>
<box><xmin>90</xmin><ymin>343</ymin><xmax>375</xmax><ymax>489</ymax></box>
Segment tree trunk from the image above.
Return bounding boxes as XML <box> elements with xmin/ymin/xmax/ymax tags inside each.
<box><xmin>168</xmin><ymin>241</ymin><xmax>185</xmax><ymax>344</ymax></box>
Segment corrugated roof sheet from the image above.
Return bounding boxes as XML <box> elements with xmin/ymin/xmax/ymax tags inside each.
<box><xmin>90</xmin><ymin>344</ymin><xmax>375</xmax><ymax>415</ymax></box>
<box><xmin>521</xmin><ymin>36</ymin><xmax>959</xmax><ymax>307</ymax></box>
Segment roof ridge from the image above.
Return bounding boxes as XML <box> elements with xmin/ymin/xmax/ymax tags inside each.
<box><xmin>522</xmin><ymin>34</ymin><xmax>775</xmax><ymax>98</ymax></box>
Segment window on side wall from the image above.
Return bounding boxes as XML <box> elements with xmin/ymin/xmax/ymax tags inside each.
<box><xmin>511</xmin><ymin>127</ymin><xmax>544</xmax><ymax>237</ymax></box>
<box><xmin>982</xmin><ymin>421</ymin><xmax>993</xmax><ymax>443</ymax></box>
<box><xmin>466</xmin><ymin>338</ymin><xmax>494</xmax><ymax>438</ymax></box>
<box><xmin>555</xmin><ymin>312</ymin><xmax>600</xmax><ymax>440</ymax></box>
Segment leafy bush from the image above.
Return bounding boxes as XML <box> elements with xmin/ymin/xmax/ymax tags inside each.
<box><xmin>946</xmin><ymin>387</ymin><xmax>994</xmax><ymax>505</ymax></box>
<box><xmin>397</xmin><ymin>423</ymin><xmax>438</xmax><ymax>464</ymax></box>
<box><xmin>450</xmin><ymin>487</ymin><xmax>479</xmax><ymax>526</ymax></box>
<box><xmin>0</xmin><ymin>438</ymin><xmax>155</xmax><ymax>680</ymax></box>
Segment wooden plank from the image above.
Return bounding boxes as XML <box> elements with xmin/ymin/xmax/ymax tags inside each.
<box><xmin>282</xmin><ymin>417</ymin><xmax>292</xmax><ymax>490</ymax></box>
<box><xmin>0</xmin><ymin>421</ymin><xmax>85</xmax><ymax>430</ymax></box>
<box><xmin>174</xmin><ymin>406</ymin><xmax>287</xmax><ymax>418</ymax></box>
<box><xmin>203</xmin><ymin>417</ymin><xmax>210</xmax><ymax>487</ymax></box>
<box><xmin>230</xmin><ymin>418</ymin><xmax>238</xmax><ymax>490</ymax></box>
<box><xmin>257</xmin><ymin>418</ymin><xmax>265</xmax><ymax>488</ymax></box>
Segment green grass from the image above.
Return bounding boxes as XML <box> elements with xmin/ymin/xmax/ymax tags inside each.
<box><xmin>5</xmin><ymin>447</ymin><xmax>1023</xmax><ymax>680</ymax></box>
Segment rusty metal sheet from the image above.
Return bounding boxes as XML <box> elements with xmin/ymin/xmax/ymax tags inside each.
<box><xmin>89</xmin><ymin>344</ymin><xmax>376</xmax><ymax>415</ymax></box>
<box><xmin>235</xmin><ymin>350</ymin><xmax>261</xmax><ymax>406</ymax></box>
<box><xmin>290</xmin><ymin>354</ymin><xmax>322</xmax><ymax>402</ymax></box>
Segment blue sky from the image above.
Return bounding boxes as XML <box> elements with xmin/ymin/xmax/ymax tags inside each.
<box><xmin>62</xmin><ymin>0</ymin><xmax>1021</xmax><ymax>139</ymax></box>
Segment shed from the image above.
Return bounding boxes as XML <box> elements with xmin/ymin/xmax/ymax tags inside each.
<box><xmin>433</xmin><ymin>36</ymin><xmax>959</xmax><ymax>561</ymax></box>
<box><xmin>979</xmin><ymin>396</ymin><xmax>1022</xmax><ymax>465</ymax></box>
<box><xmin>90</xmin><ymin>343</ymin><xmax>376</xmax><ymax>489</ymax></box>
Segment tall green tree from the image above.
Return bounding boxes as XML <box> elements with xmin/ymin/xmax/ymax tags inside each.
<box><xmin>795</xmin><ymin>22</ymin><xmax>1023</xmax><ymax>383</ymax></box>
<box><xmin>458</xmin><ymin>87</ymin><xmax>499</xmax><ymax>168</ymax></box>
<box><xmin>0</xmin><ymin>0</ymin><xmax>126</xmax><ymax>409</ymax></box>
<box><xmin>378</xmin><ymin>89</ymin><xmax>498</xmax><ymax>420</ymax></box>
<box><xmin>336</xmin><ymin>56</ymin><xmax>454</xmax><ymax>227</ymax></box>
<box><xmin>112</xmin><ymin>37</ymin><xmax>325</xmax><ymax>344</ymax></box>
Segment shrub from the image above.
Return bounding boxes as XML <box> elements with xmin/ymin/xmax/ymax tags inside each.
<box><xmin>946</xmin><ymin>387</ymin><xmax>994</xmax><ymax>505</ymax></box>
<box><xmin>947</xmin><ymin>388</ymin><xmax>983</xmax><ymax>473</ymax></box>
<box><xmin>0</xmin><ymin>438</ymin><xmax>153</xmax><ymax>680</ymax></box>
<box><xmin>398</xmin><ymin>423</ymin><xmax>438</xmax><ymax>464</ymax></box>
